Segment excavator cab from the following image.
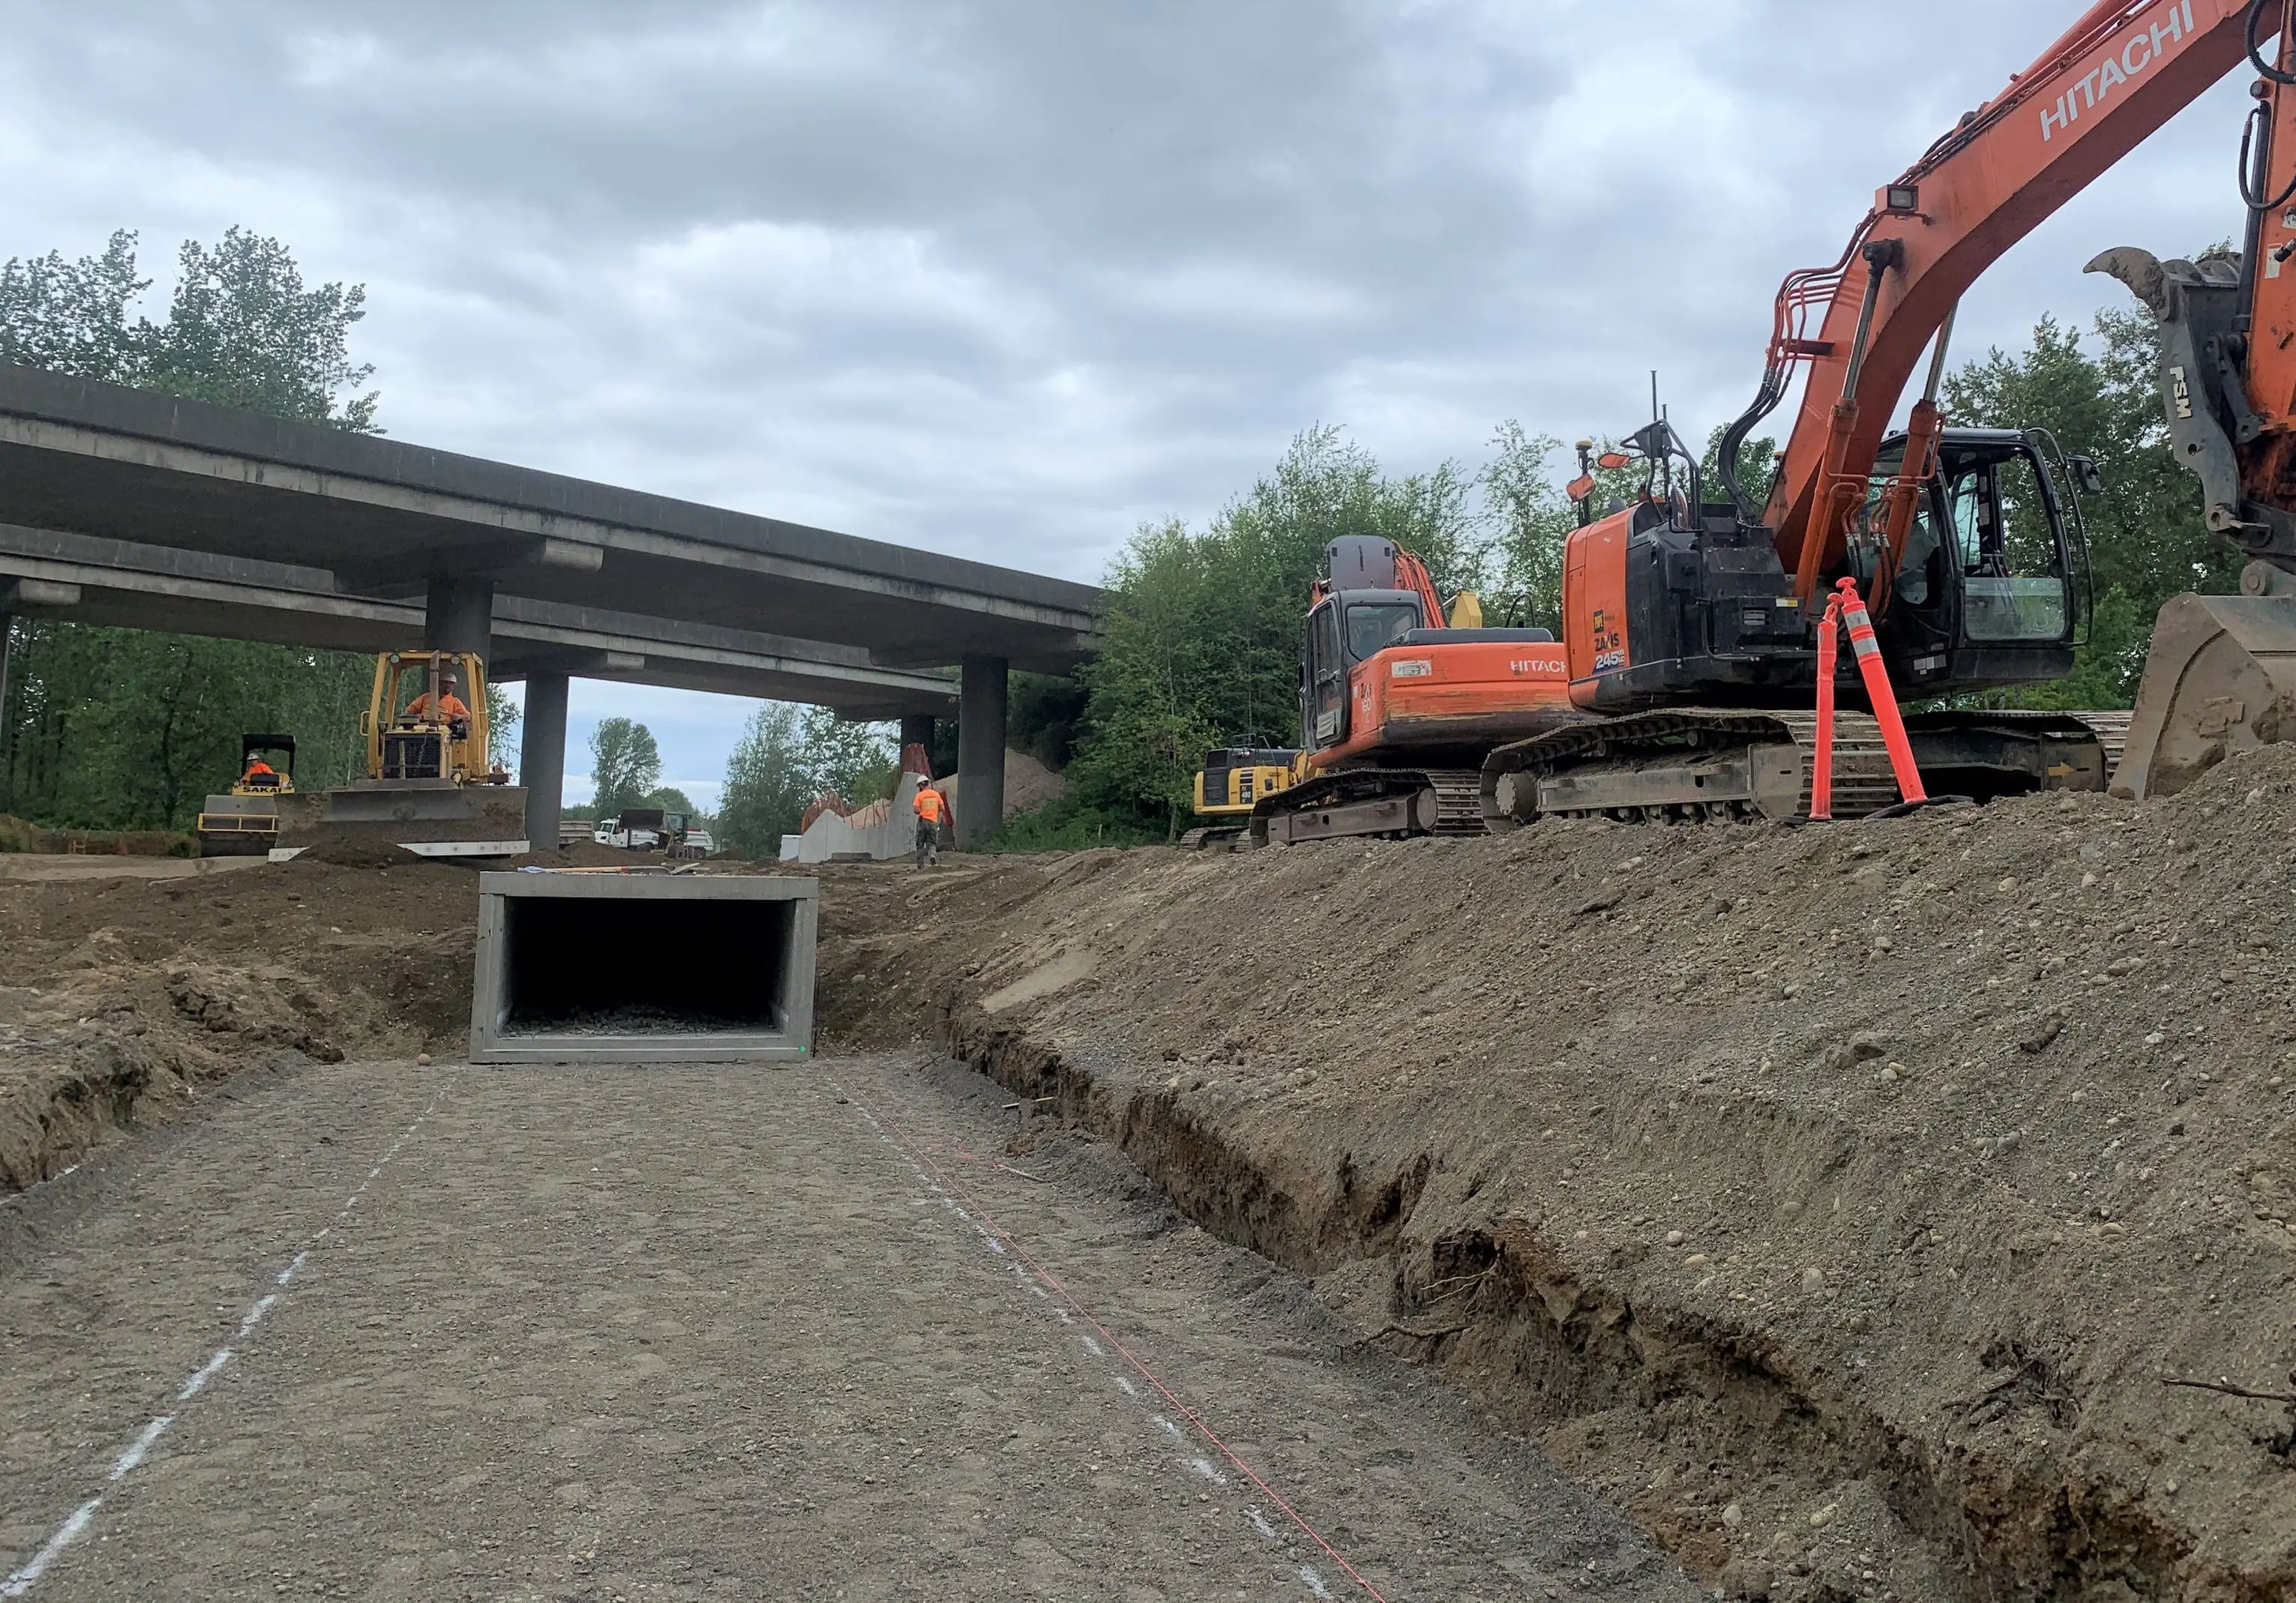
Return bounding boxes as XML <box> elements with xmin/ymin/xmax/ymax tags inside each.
<box><xmin>1299</xmin><ymin>588</ymin><xmax>1428</xmax><ymax>749</ymax></box>
<box><xmin>1853</xmin><ymin>427</ymin><xmax>2090</xmax><ymax>697</ymax></box>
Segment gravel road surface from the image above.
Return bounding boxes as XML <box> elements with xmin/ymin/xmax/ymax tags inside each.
<box><xmin>0</xmin><ymin>1056</ymin><xmax>1694</xmax><ymax>1602</ymax></box>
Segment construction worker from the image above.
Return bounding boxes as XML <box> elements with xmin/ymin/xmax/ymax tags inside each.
<box><xmin>240</xmin><ymin>757</ymin><xmax>278</xmax><ymax>790</ymax></box>
<box><xmin>404</xmin><ymin>672</ymin><xmax>472</xmax><ymax>734</ymax></box>
<box><xmin>911</xmin><ymin>782</ymin><xmax>949</xmax><ymax>868</ymax></box>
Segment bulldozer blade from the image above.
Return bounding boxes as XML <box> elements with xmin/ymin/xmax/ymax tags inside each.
<box><xmin>322</xmin><ymin>784</ymin><xmax>529</xmax><ymax>828</ymax></box>
<box><xmin>2112</xmin><ymin>592</ymin><xmax>2296</xmax><ymax>799</ymax></box>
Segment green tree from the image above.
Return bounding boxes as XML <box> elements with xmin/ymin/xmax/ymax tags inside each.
<box><xmin>487</xmin><ymin>682</ymin><xmax>520</xmax><ymax>773</ymax></box>
<box><xmin>589</xmin><ymin>718</ymin><xmax>662</xmax><ymax>816</ymax></box>
<box><xmin>1482</xmin><ymin>421</ymin><xmax>1573</xmax><ymax>631</ymax></box>
<box><xmin>642</xmin><ymin>785</ymin><xmax>697</xmax><ymax>816</ymax></box>
<box><xmin>796</xmin><ymin>709</ymin><xmax>899</xmax><ymax>804</ymax></box>
<box><xmin>0</xmin><ymin>230</ymin><xmax>145</xmax><ymax>381</ymax></box>
<box><xmin>712</xmin><ymin>705</ymin><xmax>900</xmax><ymax>859</ymax></box>
<box><xmin>1007</xmin><ymin>671</ymin><xmax>1087</xmax><ymax>769</ymax></box>
<box><xmin>0</xmin><ymin>229</ymin><xmax>382</xmax><ymax>831</ymax></box>
<box><xmin>717</xmin><ymin>706</ymin><xmax>811</xmax><ymax>859</ymax></box>
<box><xmin>139</xmin><ymin>229</ymin><xmax>379</xmax><ymax>429</ymax></box>
<box><xmin>1066</xmin><ymin>426</ymin><xmax>1482</xmax><ymax>831</ymax></box>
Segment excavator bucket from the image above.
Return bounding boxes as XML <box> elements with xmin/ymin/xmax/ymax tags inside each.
<box><xmin>2111</xmin><ymin>591</ymin><xmax>2296</xmax><ymax>799</ymax></box>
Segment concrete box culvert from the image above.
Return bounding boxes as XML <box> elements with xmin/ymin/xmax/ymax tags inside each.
<box><xmin>469</xmin><ymin>871</ymin><xmax>817</xmax><ymax>1063</ymax></box>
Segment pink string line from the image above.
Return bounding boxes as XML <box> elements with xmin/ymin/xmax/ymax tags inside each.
<box><xmin>847</xmin><ymin>1084</ymin><xmax>1393</xmax><ymax>1603</ymax></box>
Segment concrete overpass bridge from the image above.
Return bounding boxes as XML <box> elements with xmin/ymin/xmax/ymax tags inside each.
<box><xmin>0</xmin><ymin>364</ymin><xmax>1104</xmax><ymax>846</ymax></box>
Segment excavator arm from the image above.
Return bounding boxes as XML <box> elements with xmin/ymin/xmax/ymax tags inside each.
<box><xmin>2089</xmin><ymin>2</ymin><xmax>2296</xmax><ymax>567</ymax></box>
<box><xmin>2085</xmin><ymin>1</ymin><xmax>2296</xmax><ymax>796</ymax></box>
<box><xmin>1728</xmin><ymin>0</ymin><xmax>2258</xmax><ymax>605</ymax></box>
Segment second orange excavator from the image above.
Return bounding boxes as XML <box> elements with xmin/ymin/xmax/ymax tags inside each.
<box><xmin>1245</xmin><ymin>536</ymin><xmax>1581</xmax><ymax>844</ymax></box>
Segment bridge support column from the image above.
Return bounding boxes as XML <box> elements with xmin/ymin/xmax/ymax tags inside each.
<box><xmin>955</xmin><ymin>655</ymin><xmax>1007</xmax><ymax>849</ymax></box>
<box><xmin>424</xmin><ymin>576</ymin><xmax>494</xmax><ymax>661</ymax></box>
<box><xmin>0</xmin><ymin>612</ymin><xmax>13</xmax><ymax>806</ymax></box>
<box><xmin>900</xmin><ymin>714</ymin><xmax>935</xmax><ymax>769</ymax></box>
<box><xmin>521</xmin><ymin>671</ymin><xmax>570</xmax><ymax>850</ymax></box>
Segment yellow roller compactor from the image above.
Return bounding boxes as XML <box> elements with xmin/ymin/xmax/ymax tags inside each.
<box><xmin>194</xmin><ymin>735</ymin><xmax>299</xmax><ymax>855</ymax></box>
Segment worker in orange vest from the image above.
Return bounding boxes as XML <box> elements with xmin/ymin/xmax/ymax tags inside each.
<box><xmin>911</xmin><ymin>783</ymin><xmax>949</xmax><ymax>868</ymax></box>
<box><xmin>240</xmin><ymin>758</ymin><xmax>278</xmax><ymax>790</ymax></box>
<box><xmin>405</xmin><ymin>671</ymin><xmax>472</xmax><ymax>732</ymax></box>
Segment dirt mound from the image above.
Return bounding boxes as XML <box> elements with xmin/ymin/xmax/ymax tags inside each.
<box><xmin>811</xmin><ymin>751</ymin><xmax>2296</xmax><ymax>1602</ymax></box>
<box><xmin>931</xmin><ymin>748</ymin><xmax>1069</xmax><ymax>820</ymax></box>
<box><xmin>0</xmin><ymin>856</ymin><xmax>478</xmax><ymax>1190</ymax></box>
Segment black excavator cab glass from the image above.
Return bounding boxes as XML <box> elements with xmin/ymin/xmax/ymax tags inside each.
<box><xmin>1343</xmin><ymin>600</ymin><xmax>1422</xmax><ymax>662</ymax></box>
<box><xmin>1852</xmin><ymin>433</ymin><xmax>2076</xmax><ymax>649</ymax></box>
<box><xmin>1302</xmin><ymin>598</ymin><xmax>1348</xmax><ymax>748</ymax></box>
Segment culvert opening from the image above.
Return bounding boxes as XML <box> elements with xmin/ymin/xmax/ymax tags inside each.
<box><xmin>505</xmin><ymin>896</ymin><xmax>793</xmax><ymax>1031</ymax></box>
<box><xmin>470</xmin><ymin>872</ymin><xmax>817</xmax><ymax>1062</ymax></box>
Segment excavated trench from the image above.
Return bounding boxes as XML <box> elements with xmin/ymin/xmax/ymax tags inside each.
<box><xmin>937</xmin><ymin>1014</ymin><xmax>2206</xmax><ymax>1603</ymax></box>
<box><xmin>10</xmin><ymin>753</ymin><xmax>2296</xmax><ymax>1599</ymax></box>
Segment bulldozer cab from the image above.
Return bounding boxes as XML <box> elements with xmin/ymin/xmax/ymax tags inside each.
<box><xmin>363</xmin><ymin>650</ymin><xmax>499</xmax><ymax>785</ymax></box>
<box><xmin>1851</xmin><ymin>427</ymin><xmax>2088</xmax><ymax>698</ymax></box>
<box><xmin>234</xmin><ymin>734</ymin><xmax>295</xmax><ymax>796</ymax></box>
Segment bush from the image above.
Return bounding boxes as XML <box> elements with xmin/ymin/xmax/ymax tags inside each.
<box><xmin>979</xmin><ymin>796</ymin><xmax>1167</xmax><ymax>852</ymax></box>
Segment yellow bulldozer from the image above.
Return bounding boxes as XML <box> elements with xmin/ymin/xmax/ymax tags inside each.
<box><xmin>273</xmin><ymin>649</ymin><xmax>528</xmax><ymax>857</ymax></box>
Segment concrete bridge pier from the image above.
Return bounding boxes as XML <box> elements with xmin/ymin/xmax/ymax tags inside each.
<box><xmin>900</xmin><ymin>714</ymin><xmax>936</xmax><ymax>766</ymax></box>
<box><xmin>955</xmin><ymin>655</ymin><xmax>1007</xmax><ymax>849</ymax></box>
<box><xmin>520</xmin><ymin>671</ymin><xmax>570</xmax><ymax>849</ymax></box>
<box><xmin>424</xmin><ymin>576</ymin><xmax>494</xmax><ymax>663</ymax></box>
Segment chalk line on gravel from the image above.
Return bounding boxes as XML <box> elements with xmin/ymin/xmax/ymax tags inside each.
<box><xmin>834</xmin><ymin>1071</ymin><xmax>1395</xmax><ymax>1602</ymax></box>
<box><xmin>0</xmin><ymin>1093</ymin><xmax>442</xmax><ymax>1598</ymax></box>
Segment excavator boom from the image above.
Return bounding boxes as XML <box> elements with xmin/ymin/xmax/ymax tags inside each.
<box><xmin>2082</xmin><ymin>1</ymin><xmax>2296</xmax><ymax>794</ymax></box>
<box><xmin>1737</xmin><ymin>0</ymin><xmax>2253</xmax><ymax>601</ymax></box>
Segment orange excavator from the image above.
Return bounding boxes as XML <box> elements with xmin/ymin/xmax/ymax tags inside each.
<box><xmin>1482</xmin><ymin>0</ymin><xmax>2296</xmax><ymax>824</ymax></box>
<box><xmin>1246</xmin><ymin>535</ymin><xmax>1580</xmax><ymax>844</ymax></box>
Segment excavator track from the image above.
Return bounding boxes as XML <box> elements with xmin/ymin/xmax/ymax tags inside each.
<box><xmin>1177</xmin><ymin>825</ymin><xmax>1249</xmax><ymax>851</ymax></box>
<box><xmin>1479</xmin><ymin>709</ymin><xmax>1902</xmax><ymax>828</ymax></box>
<box><xmin>1482</xmin><ymin>706</ymin><xmax>2128</xmax><ymax>828</ymax></box>
<box><xmin>1425</xmin><ymin>769</ymin><xmax>1491</xmax><ymax>834</ymax></box>
<box><xmin>2070</xmin><ymin>709</ymin><xmax>2133</xmax><ymax>785</ymax></box>
<box><xmin>1249</xmin><ymin>766</ymin><xmax>1488</xmax><ymax>846</ymax></box>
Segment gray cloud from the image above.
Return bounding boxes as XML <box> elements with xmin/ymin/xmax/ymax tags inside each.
<box><xmin>0</xmin><ymin>0</ymin><xmax>2263</xmax><ymax>587</ymax></box>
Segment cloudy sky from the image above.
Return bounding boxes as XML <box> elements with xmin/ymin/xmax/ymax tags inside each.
<box><xmin>0</xmin><ymin>1</ymin><xmax>2259</xmax><ymax>804</ymax></box>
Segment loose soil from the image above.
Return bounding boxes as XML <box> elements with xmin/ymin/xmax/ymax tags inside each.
<box><xmin>0</xmin><ymin>857</ymin><xmax>476</xmax><ymax>1191</ymax></box>
<box><xmin>7</xmin><ymin>748</ymin><xmax>2296</xmax><ymax>1599</ymax></box>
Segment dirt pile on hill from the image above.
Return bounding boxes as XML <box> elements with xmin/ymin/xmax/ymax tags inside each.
<box><xmin>0</xmin><ymin>857</ymin><xmax>478</xmax><ymax>1191</ymax></box>
<box><xmin>814</xmin><ymin>751</ymin><xmax>2296</xmax><ymax>1602</ymax></box>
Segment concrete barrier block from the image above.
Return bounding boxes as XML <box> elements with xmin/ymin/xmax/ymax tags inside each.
<box><xmin>469</xmin><ymin>871</ymin><xmax>817</xmax><ymax>1063</ymax></box>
